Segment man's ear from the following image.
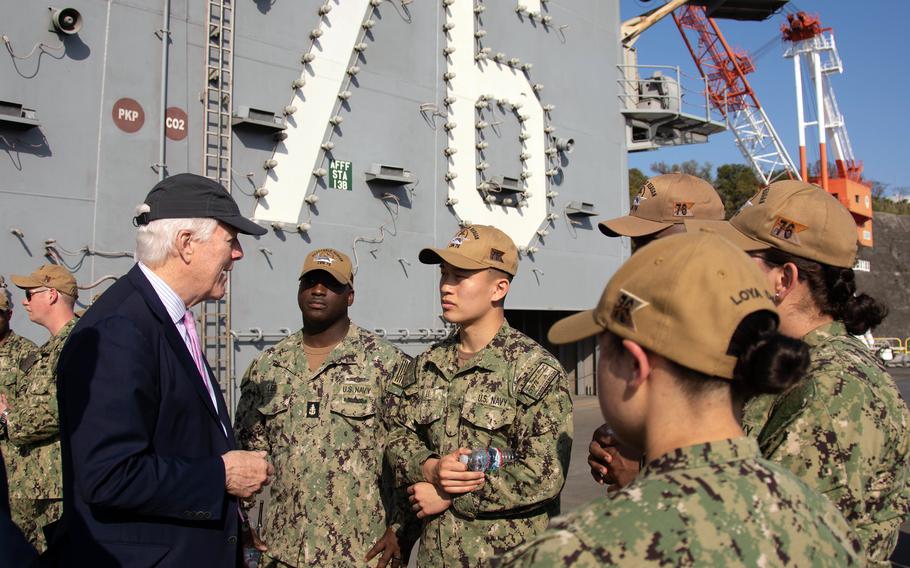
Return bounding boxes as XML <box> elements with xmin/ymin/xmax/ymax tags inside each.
<box><xmin>622</xmin><ymin>339</ymin><xmax>651</xmax><ymax>390</ymax></box>
<box><xmin>490</xmin><ymin>277</ymin><xmax>510</xmax><ymax>303</ymax></box>
<box><xmin>175</xmin><ymin>230</ymin><xmax>194</xmax><ymax>264</ymax></box>
<box><xmin>346</xmin><ymin>287</ymin><xmax>355</xmax><ymax>307</ymax></box>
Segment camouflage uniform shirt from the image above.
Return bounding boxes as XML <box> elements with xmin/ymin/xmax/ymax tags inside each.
<box><xmin>743</xmin><ymin>320</ymin><xmax>910</xmax><ymax>567</ymax></box>
<box><xmin>385</xmin><ymin>321</ymin><xmax>573</xmax><ymax>567</ymax></box>
<box><xmin>234</xmin><ymin>323</ymin><xmax>413</xmax><ymax>566</ymax></box>
<box><xmin>497</xmin><ymin>437</ymin><xmax>862</xmax><ymax>567</ymax></box>
<box><xmin>0</xmin><ymin>330</ymin><xmax>37</xmax><ymax>386</ymax></box>
<box><xmin>0</xmin><ymin>330</ymin><xmax>38</xmax><ymax>483</ymax></box>
<box><xmin>5</xmin><ymin>317</ymin><xmax>76</xmax><ymax>500</ymax></box>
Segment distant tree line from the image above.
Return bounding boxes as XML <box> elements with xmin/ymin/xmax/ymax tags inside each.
<box><xmin>629</xmin><ymin>160</ymin><xmax>910</xmax><ymax>217</ymax></box>
<box><xmin>870</xmin><ymin>181</ymin><xmax>910</xmax><ymax>216</ymax></box>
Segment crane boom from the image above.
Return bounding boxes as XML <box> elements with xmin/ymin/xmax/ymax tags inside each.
<box><xmin>621</xmin><ymin>0</ymin><xmax>691</xmax><ymax>48</ymax></box>
<box><xmin>673</xmin><ymin>5</ymin><xmax>798</xmax><ymax>185</ymax></box>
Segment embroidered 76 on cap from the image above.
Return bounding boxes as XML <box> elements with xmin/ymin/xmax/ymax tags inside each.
<box><xmin>548</xmin><ymin>232</ymin><xmax>777</xmax><ymax>380</ymax></box>
<box><xmin>685</xmin><ymin>180</ymin><xmax>858</xmax><ymax>269</ymax></box>
<box><xmin>599</xmin><ymin>173</ymin><xmax>725</xmax><ymax>238</ymax></box>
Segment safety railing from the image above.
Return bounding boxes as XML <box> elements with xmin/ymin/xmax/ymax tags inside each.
<box><xmin>230</xmin><ymin>326</ymin><xmax>452</xmax><ymax>344</ymax></box>
<box><xmin>617</xmin><ymin>64</ymin><xmax>721</xmax><ymax>124</ymax></box>
<box><xmin>873</xmin><ymin>337</ymin><xmax>908</xmax><ymax>367</ymax></box>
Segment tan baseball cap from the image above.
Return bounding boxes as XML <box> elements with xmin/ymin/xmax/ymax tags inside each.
<box><xmin>686</xmin><ymin>180</ymin><xmax>858</xmax><ymax>268</ymax></box>
<box><xmin>12</xmin><ymin>264</ymin><xmax>79</xmax><ymax>298</ymax></box>
<box><xmin>0</xmin><ymin>287</ymin><xmax>10</xmax><ymax>311</ymax></box>
<box><xmin>599</xmin><ymin>173</ymin><xmax>725</xmax><ymax>237</ymax></box>
<box><xmin>548</xmin><ymin>232</ymin><xmax>777</xmax><ymax>379</ymax></box>
<box><xmin>299</xmin><ymin>248</ymin><xmax>354</xmax><ymax>286</ymax></box>
<box><xmin>419</xmin><ymin>225</ymin><xmax>519</xmax><ymax>276</ymax></box>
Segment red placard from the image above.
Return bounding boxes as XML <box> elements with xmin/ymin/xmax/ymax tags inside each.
<box><xmin>165</xmin><ymin>107</ymin><xmax>188</xmax><ymax>141</ymax></box>
<box><xmin>112</xmin><ymin>98</ymin><xmax>144</xmax><ymax>133</ymax></box>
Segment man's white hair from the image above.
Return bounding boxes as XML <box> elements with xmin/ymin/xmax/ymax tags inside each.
<box><xmin>135</xmin><ymin>216</ymin><xmax>218</xmax><ymax>268</ymax></box>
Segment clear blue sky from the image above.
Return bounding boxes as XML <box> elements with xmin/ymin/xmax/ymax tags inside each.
<box><xmin>622</xmin><ymin>0</ymin><xmax>910</xmax><ymax>194</ymax></box>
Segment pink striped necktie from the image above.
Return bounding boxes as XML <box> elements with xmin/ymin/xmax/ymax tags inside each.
<box><xmin>182</xmin><ymin>310</ymin><xmax>218</xmax><ymax>410</ymax></box>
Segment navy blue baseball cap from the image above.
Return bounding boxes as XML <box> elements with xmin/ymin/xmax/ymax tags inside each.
<box><xmin>134</xmin><ymin>173</ymin><xmax>267</xmax><ymax>236</ymax></box>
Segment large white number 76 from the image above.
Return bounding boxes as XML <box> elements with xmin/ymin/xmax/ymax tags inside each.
<box><xmin>444</xmin><ymin>0</ymin><xmax>547</xmax><ymax>246</ymax></box>
<box><xmin>254</xmin><ymin>0</ymin><xmax>548</xmax><ymax>247</ymax></box>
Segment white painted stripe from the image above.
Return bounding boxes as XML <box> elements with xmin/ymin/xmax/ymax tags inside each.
<box><xmin>253</xmin><ymin>0</ymin><xmax>372</xmax><ymax>224</ymax></box>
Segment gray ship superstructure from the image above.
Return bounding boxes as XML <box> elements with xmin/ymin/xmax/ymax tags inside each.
<box><xmin>2</xmin><ymin>1</ymin><xmax>654</xmax><ymax>407</ymax></box>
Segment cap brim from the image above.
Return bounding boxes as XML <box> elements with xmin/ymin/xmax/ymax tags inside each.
<box><xmin>684</xmin><ymin>220</ymin><xmax>770</xmax><ymax>252</ymax></box>
<box><xmin>299</xmin><ymin>267</ymin><xmax>352</xmax><ymax>286</ymax></box>
<box><xmin>547</xmin><ymin>310</ymin><xmax>604</xmax><ymax>345</ymax></box>
<box><xmin>10</xmin><ymin>275</ymin><xmax>42</xmax><ymax>290</ymax></box>
<box><xmin>418</xmin><ymin>248</ymin><xmax>488</xmax><ymax>271</ymax></box>
<box><xmin>598</xmin><ymin>215</ymin><xmax>673</xmax><ymax>238</ymax></box>
<box><xmin>217</xmin><ymin>215</ymin><xmax>267</xmax><ymax>236</ymax></box>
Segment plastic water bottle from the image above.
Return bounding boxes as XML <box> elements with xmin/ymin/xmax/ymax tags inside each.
<box><xmin>459</xmin><ymin>447</ymin><xmax>515</xmax><ymax>472</ymax></box>
<box><xmin>243</xmin><ymin>548</ymin><xmax>261</xmax><ymax>568</ymax></box>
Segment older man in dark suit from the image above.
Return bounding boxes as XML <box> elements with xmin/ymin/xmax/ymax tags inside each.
<box><xmin>53</xmin><ymin>174</ymin><xmax>273</xmax><ymax>566</ymax></box>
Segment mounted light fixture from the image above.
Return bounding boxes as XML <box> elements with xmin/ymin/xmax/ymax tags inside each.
<box><xmin>49</xmin><ymin>7</ymin><xmax>82</xmax><ymax>35</ymax></box>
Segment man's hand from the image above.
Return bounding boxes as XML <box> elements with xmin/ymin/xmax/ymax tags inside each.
<box><xmin>365</xmin><ymin>526</ymin><xmax>402</xmax><ymax>568</ymax></box>
<box><xmin>424</xmin><ymin>449</ymin><xmax>484</xmax><ymax>494</ymax></box>
<box><xmin>408</xmin><ymin>482</ymin><xmax>452</xmax><ymax>519</ymax></box>
<box><xmin>0</xmin><ymin>392</ymin><xmax>9</xmax><ymax>416</ymax></box>
<box><xmin>222</xmin><ymin>450</ymin><xmax>273</xmax><ymax>498</ymax></box>
<box><xmin>587</xmin><ymin>424</ymin><xmax>641</xmax><ymax>489</ymax></box>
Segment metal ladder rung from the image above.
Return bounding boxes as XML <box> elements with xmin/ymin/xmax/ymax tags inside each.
<box><xmin>201</xmin><ymin>0</ymin><xmax>235</xmax><ymax>402</ymax></box>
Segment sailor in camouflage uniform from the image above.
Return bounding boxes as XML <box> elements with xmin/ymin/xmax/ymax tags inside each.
<box><xmin>386</xmin><ymin>225</ymin><xmax>573</xmax><ymax>566</ymax></box>
<box><xmin>0</xmin><ymin>282</ymin><xmax>38</xmax><ymax>541</ymax></box>
<box><xmin>235</xmin><ymin>248</ymin><xmax>414</xmax><ymax>567</ymax></box>
<box><xmin>498</xmin><ymin>233</ymin><xmax>861</xmax><ymax>567</ymax></box>
<box><xmin>589</xmin><ymin>173</ymin><xmax>727</xmax><ymax>487</ymax></box>
<box><xmin>696</xmin><ymin>180</ymin><xmax>910</xmax><ymax>566</ymax></box>
<box><xmin>0</xmin><ymin>282</ymin><xmax>37</xmax><ymax>414</ymax></box>
<box><xmin>1</xmin><ymin>265</ymin><xmax>78</xmax><ymax>549</ymax></box>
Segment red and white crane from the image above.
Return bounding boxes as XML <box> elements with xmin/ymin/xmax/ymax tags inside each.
<box><xmin>782</xmin><ymin>12</ymin><xmax>873</xmax><ymax>246</ymax></box>
<box><xmin>672</xmin><ymin>5</ymin><xmax>798</xmax><ymax>185</ymax></box>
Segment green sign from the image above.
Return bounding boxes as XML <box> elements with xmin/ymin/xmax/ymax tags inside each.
<box><xmin>329</xmin><ymin>159</ymin><xmax>352</xmax><ymax>191</ymax></box>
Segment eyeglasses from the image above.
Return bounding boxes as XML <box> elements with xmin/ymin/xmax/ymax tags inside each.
<box><xmin>25</xmin><ymin>288</ymin><xmax>50</xmax><ymax>301</ymax></box>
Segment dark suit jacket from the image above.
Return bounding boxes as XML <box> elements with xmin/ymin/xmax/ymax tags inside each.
<box><xmin>53</xmin><ymin>265</ymin><xmax>240</xmax><ymax>566</ymax></box>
